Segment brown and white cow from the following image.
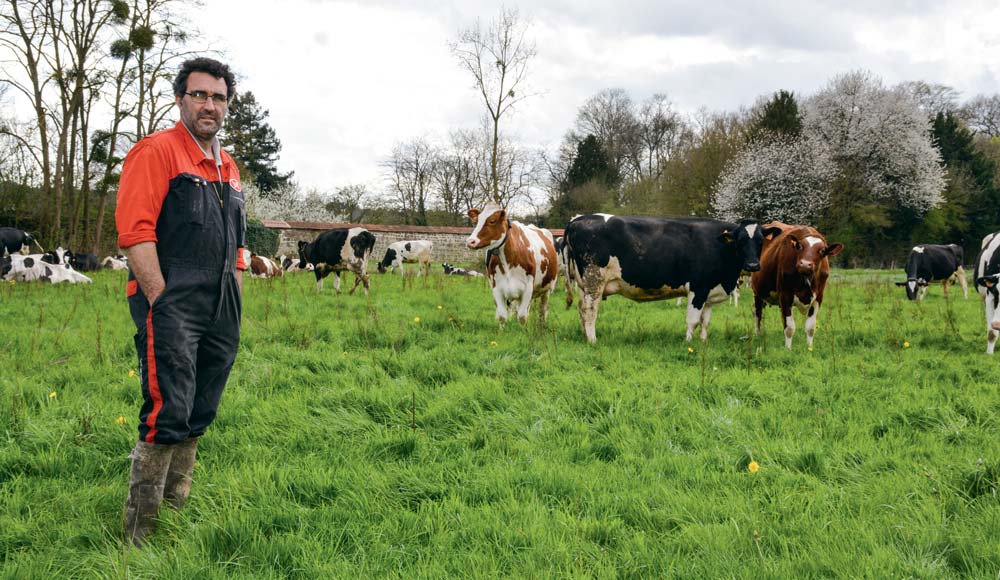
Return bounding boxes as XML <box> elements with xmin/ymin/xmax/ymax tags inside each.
<box><xmin>751</xmin><ymin>222</ymin><xmax>843</xmax><ymax>349</ymax></box>
<box><xmin>466</xmin><ymin>203</ymin><xmax>558</xmax><ymax>326</ymax></box>
<box><xmin>249</xmin><ymin>253</ymin><xmax>283</xmax><ymax>278</ymax></box>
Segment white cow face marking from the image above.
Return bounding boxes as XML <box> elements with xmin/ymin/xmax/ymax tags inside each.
<box><xmin>913</xmin><ymin>246</ymin><xmax>925</xmax><ymax>253</ymax></box>
<box><xmin>744</xmin><ymin>224</ymin><xmax>758</xmax><ymax>239</ymax></box>
<box><xmin>805</xmin><ymin>236</ymin><xmax>823</xmax><ymax>247</ymax></box>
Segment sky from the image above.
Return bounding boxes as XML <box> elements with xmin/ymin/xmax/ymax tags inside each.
<box><xmin>189</xmin><ymin>0</ymin><xmax>1000</xmax><ymax>195</ymax></box>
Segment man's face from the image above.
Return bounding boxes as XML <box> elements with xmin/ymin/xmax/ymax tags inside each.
<box><xmin>176</xmin><ymin>71</ymin><xmax>228</xmax><ymax>143</ymax></box>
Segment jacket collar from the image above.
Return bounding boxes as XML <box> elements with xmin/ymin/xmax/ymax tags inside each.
<box><xmin>176</xmin><ymin>120</ymin><xmax>222</xmax><ymax>168</ymax></box>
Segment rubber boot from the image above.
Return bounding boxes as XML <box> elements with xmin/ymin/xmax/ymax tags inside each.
<box><xmin>164</xmin><ymin>437</ymin><xmax>198</xmax><ymax>510</ymax></box>
<box><xmin>123</xmin><ymin>441</ymin><xmax>174</xmax><ymax>548</ymax></box>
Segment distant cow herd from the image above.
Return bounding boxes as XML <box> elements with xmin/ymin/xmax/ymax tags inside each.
<box><xmin>4</xmin><ymin>211</ymin><xmax>1000</xmax><ymax>354</ymax></box>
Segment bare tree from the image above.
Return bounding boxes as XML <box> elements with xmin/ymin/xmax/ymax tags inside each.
<box><xmin>572</xmin><ymin>88</ymin><xmax>638</xmax><ymax>183</ymax></box>
<box><xmin>434</xmin><ymin>129</ymin><xmax>480</xmax><ymax>224</ymax></box>
<box><xmin>961</xmin><ymin>93</ymin><xmax>1000</xmax><ymax>137</ymax></box>
<box><xmin>896</xmin><ymin>80</ymin><xmax>960</xmax><ymax>117</ymax></box>
<box><xmin>451</xmin><ymin>7</ymin><xmax>536</xmax><ymax>204</ymax></box>
<box><xmin>384</xmin><ymin>137</ymin><xmax>438</xmax><ymax>225</ymax></box>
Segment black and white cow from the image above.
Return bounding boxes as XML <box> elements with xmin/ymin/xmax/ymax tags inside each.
<box><xmin>441</xmin><ymin>262</ymin><xmax>483</xmax><ymax>277</ymax></box>
<box><xmin>102</xmin><ymin>255</ymin><xmax>129</xmax><ymax>270</ymax></box>
<box><xmin>71</xmin><ymin>252</ymin><xmax>101</xmax><ymax>272</ymax></box>
<box><xmin>975</xmin><ymin>232</ymin><xmax>1000</xmax><ymax>354</ymax></box>
<box><xmin>563</xmin><ymin>214</ymin><xmax>779</xmax><ymax>343</ymax></box>
<box><xmin>0</xmin><ymin>227</ymin><xmax>37</xmax><ymax>255</ymax></box>
<box><xmin>279</xmin><ymin>254</ymin><xmax>313</xmax><ymax>272</ymax></box>
<box><xmin>297</xmin><ymin>227</ymin><xmax>376</xmax><ymax>294</ymax></box>
<box><xmin>895</xmin><ymin>243</ymin><xmax>968</xmax><ymax>301</ymax></box>
<box><xmin>377</xmin><ymin>240</ymin><xmax>433</xmax><ymax>275</ymax></box>
<box><xmin>555</xmin><ymin>235</ymin><xmax>577</xmax><ymax>309</ymax></box>
<box><xmin>4</xmin><ymin>254</ymin><xmax>92</xmax><ymax>283</ymax></box>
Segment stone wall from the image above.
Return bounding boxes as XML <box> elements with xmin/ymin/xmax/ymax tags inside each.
<box><xmin>262</xmin><ymin>220</ymin><xmax>564</xmax><ymax>267</ymax></box>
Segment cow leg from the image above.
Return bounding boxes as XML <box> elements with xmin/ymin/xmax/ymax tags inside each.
<box><xmin>516</xmin><ymin>279</ymin><xmax>535</xmax><ymax>324</ymax></box>
<box><xmin>957</xmin><ymin>266</ymin><xmax>969</xmax><ymax>299</ymax></box>
<box><xmin>579</xmin><ymin>289</ymin><xmax>602</xmax><ymax>343</ymax></box>
<box><xmin>348</xmin><ymin>272</ymin><xmax>363</xmax><ymax>295</ymax></box>
<box><xmin>804</xmin><ymin>304</ymin><xmax>819</xmax><ymax>348</ymax></box>
<box><xmin>987</xmin><ymin>301</ymin><xmax>998</xmax><ymax>355</ymax></box>
<box><xmin>731</xmin><ymin>288</ymin><xmax>739</xmax><ymax>308</ymax></box>
<box><xmin>314</xmin><ymin>269</ymin><xmax>324</xmax><ymax>292</ymax></box>
<box><xmin>943</xmin><ymin>279</ymin><xmax>951</xmax><ymax>297</ymax></box>
<box><xmin>492</xmin><ymin>286</ymin><xmax>509</xmax><ymax>327</ymax></box>
<box><xmin>782</xmin><ymin>302</ymin><xmax>795</xmax><ymax>349</ymax></box>
<box><xmin>538</xmin><ymin>285</ymin><xmax>551</xmax><ymax>327</ymax></box>
<box><xmin>918</xmin><ymin>285</ymin><xmax>928</xmax><ymax>302</ymax></box>
<box><xmin>754</xmin><ymin>294</ymin><xmax>765</xmax><ymax>336</ymax></box>
<box><xmin>361</xmin><ymin>272</ymin><xmax>370</xmax><ymax>296</ymax></box>
<box><xmin>333</xmin><ymin>272</ymin><xmax>342</xmax><ymax>294</ymax></box>
<box><xmin>685</xmin><ymin>300</ymin><xmax>702</xmax><ymax>341</ymax></box>
<box><xmin>698</xmin><ymin>306</ymin><xmax>713</xmax><ymax>341</ymax></box>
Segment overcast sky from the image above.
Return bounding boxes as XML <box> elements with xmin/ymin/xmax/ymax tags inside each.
<box><xmin>191</xmin><ymin>0</ymin><xmax>1000</xmax><ymax>194</ymax></box>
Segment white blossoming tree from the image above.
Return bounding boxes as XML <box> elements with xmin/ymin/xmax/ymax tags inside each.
<box><xmin>713</xmin><ymin>135</ymin><xmax>836</xmax><ymax>223</ymax></box>
<box><xmin>803</xmin><ymin>70</ymin><xmax>945</xmax><ymax>212</ymax></box>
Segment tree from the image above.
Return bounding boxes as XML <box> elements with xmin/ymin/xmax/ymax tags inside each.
<box><xmin>384</xmin><ymin>137</ymin><xmax>437</xmax><ymax>225</ymax></box>
<box><xmin>960</xmin><ymin>94</ymin><xmax>1000</xmax><ymax>137</ymax></box>
<box><xmin>434</xmin><ymin>129</ymin><xmax>480</xmax><ymax>224</ymax></box>
<box><xmin>549</xmin><ymin>134</ymin><xmax>618</xmax><ymax>224</ymax></box>
<box><xmin>746</xmin><ymin>89</ymin><xmax>802</xmax><ymax>142</ymax></box>
<box><xmin>713</xmin><ymin>135</ymin><xmax>836</xmax><ymax>223</ymax></box>
<box><xmin>803</xmin><ymin>71</ymin><xmax>946</xmax><ymax>265</ymax></box>
<box><xmin>928</xmin><ymin>111</ymin><xmax>1000</xmax><ymax>249</ymax></box>
<box><xmin>451</xmin><ymin>7</ymin><xmax>536</xmax><ymax>203</ymax></box>
<box><xmin>897</xmin><ymin>80</ymin><xmax>960</xmax><ymax>117</ymax></box>
<box><xmin>221</xmin><ymin>91</ymin><xmax>293</xmax><ymax>195</ymax></box>
<box><xmin>572</xmin><ymin>88</ymin><xmax>637</xmax><ymax>183</ymax></box>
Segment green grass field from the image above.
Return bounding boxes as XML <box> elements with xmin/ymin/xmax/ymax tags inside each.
<box><xmin>1</xmin><ymin>267</ymin><xmax>998</xmax><ymax>579</ymax></box>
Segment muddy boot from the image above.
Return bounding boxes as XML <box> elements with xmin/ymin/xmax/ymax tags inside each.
<box><xmin>164</xmin><ymin>437</ymin><xmax>198</xmax><ymax>510</ymax></box>
<box><xmin>123</xmin><ymin>441</ymin><xmax>173</xmax><ymax>548</ymax></box>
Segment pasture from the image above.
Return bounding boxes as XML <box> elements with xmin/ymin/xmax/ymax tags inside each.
<box><xmin>1</xmin><ymin>267</ymin><xmax>998</xmax><ymax>579</ymax></box>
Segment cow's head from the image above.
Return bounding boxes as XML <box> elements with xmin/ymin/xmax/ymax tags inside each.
<box><xmin>978</xmin><ymin>275</ymin><xmax>1000</xmax><ymax>328</ymax></box>
<box><xmin>895</xmin><ymin>277</ymin><xmax>929</xmax><ymax>300</ymax></box>
<box><xmin>721</xmin><ymin>220</ymin><xmax>782</xmax><ymax>273</ymax></box>
<box><xmin>467</xmin><ymin>204</ymin><xmax>509</xmax><ymax>250</ymax></box>
<box><xmin>377</xmin><ymin>248</ymin><xmax>397</xmax><ymax>273</ymax></box>
<box><xmin>297</xmin><ymin>240</ymin><xmax>310</xmax><ymax>268</ymax></box>
<box><xmin>786</xmin><ymin>233</ymin><xmax>843</xmax><ymax>276</ymax></box>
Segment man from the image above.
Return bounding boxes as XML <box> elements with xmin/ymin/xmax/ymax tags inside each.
<box><xmin>115</xmin><ymin>57</ymin><xmax>247</xmax><ymax>547</ymax></box>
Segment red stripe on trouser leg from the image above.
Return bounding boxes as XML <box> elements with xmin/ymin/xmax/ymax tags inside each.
<box><xmin>144</xmin><ymin>309</ymin><xmax>163</xmax><ymax>443</ymax></box>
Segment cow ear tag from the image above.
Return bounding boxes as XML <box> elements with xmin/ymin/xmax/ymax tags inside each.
<box><xmin>719</xmin><ymin>230</ymin><xmax>734</xmax><ymax>244</ymax></box>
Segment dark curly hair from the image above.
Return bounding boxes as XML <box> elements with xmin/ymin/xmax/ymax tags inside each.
<box><xmin>172</xmin><ymin>57</ymin><xmax>236</xmax><ymax>100</ymax></box>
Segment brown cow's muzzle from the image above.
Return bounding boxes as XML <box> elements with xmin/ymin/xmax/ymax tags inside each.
<box><xmin>797</xmin><ymin>260</ymin><xmax>815</xmax><ymax>276</ymax></box>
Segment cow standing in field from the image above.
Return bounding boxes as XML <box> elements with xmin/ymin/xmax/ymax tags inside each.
<box><xmin>974</xmin><ymin>232</ymin><xmax>1000</xmax><ymax>354</ymax></box>
<box><xmin>751</xmin><ymin>222</ymin><xmax>843</xmax><ymax>349</ymax></box>
<box><xmin>297</xmin><ymin>227</ymin><xmax>376</xmax><ymax>294</ymax></box>
<box><xmin>896</xmin><ymin>244</ymin><xmax>968</xmax><ymax>301</ymax></box>
<box><xmin>0</xmin><ymin>227</ymin><xmax>37</xmax><ymax>255</ymax></box>
<box><xmin>563</xmin><ymin>214</ymin><xmax>778</xmax><ymax>343</ymax></box>
<box><xmin>377</xmin><ymin>240</ymin><xmax>433</xmax><ymax>276</ymax></box>
<box><xmin>466</xmin><ymin>204</ymin><xmax>558</xmax><ymax>327</ymax></box>
<box><xmin>555</xmin><ymin>235</ymin><xmax>577</xmax><ymax>309</ymax></box>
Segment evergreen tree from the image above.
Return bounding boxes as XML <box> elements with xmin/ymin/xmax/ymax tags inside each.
<box><xmin>222</xmin><ymin>91</ymin><xmax>293</xmax><ymax>195</ymax></box>
<box><xmin>930</xmin><ymin>111</ymin><xmax>1000</xmax><ymax>250</ymax></box>
<box><xmin>549</xmin><ymin>135</ymin><xmax>618</xmax><ymax>225</ymax></box>
<box><xmin>564</xmin><ymin>134</ymin><xmax>618</xmax><ymax>190</ymax></box>
<box><xmin>747</xmin><ymin>90</ymin><xmax>802</xmax><ymax>143</ymax></box>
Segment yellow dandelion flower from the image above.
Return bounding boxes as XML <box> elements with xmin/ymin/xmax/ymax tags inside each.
<box><xmin>490</xmin><ymin>341</ymin><xmax>498</xmax><ymax>347</ymax></box>
<box><xmin>808</xmin><ymin>346</ymin><xmax>814</xmax><ymax>352</ymax></box>
<box><xmin>437</xmin><ymin>305</ymin><xmax>443</xmax><ymax>310</ymax></box>
<box><xmin>128</xmin><ymin>369</ymin><xmax>136</xmax><ymax>378</ymax></box>
<box><xmin>903</xmin><ymin>341</ymin><xmax>910</xmax><ymax>348</ymax></box>
<box><xmin>49</xmin><ymin>391</ymin><xmax>57</xmax><ymax>399</ymax></box>
<box><xmin>687</xmin><ymin>347</ymin><xmax>694</xmax><ymax>353</ymax></box>
<box><xmin>414</xmin><ymin>316</ymin><xmax>421</xmax><ymax>323</ymax></box>
<box><xmin>116</xmin><ymin>416</ymin><xmax>126</xmax><ymax>425</ymax></box>
<box><xmin>748</xmin><ymin>461</ymin><xmax>760</xmax><ymax>474</ymax></box>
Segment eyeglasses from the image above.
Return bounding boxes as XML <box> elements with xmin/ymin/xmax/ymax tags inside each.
<box><xmin>184</xmin><ymin>90</ymin><xmax>229</xmax><ymax>105</ymax></box>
